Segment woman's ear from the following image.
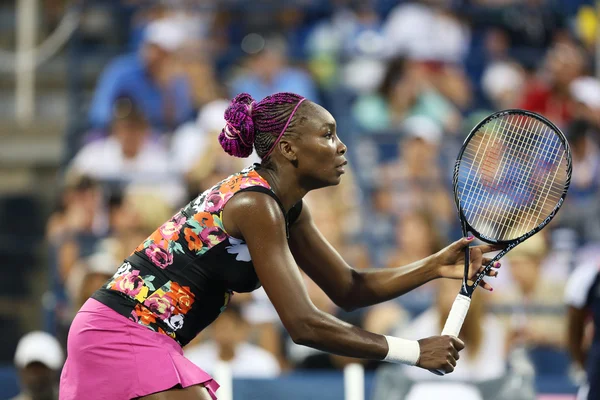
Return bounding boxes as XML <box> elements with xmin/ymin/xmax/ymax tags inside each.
<box><xmin>279</xmin><ymin>140</ymin><xmax>299</xmax><ymax>167</ymax></box>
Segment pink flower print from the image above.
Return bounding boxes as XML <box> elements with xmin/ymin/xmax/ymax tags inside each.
<box><xmin>205</xmin><ymin>191</ymin><xmax>234</xmax><ymax>213</ymax></box>
<box><xmin>200</xmin><ymin>226</ymin><xmax>227</xmax><ymax>248</ymax></box>
<box><xmin>143</xmin><ymin>295</ymin><xmax>175</xmax><ymax>320</ymax></box>
<box><xmin>112</xmin><ymin>270</ymin><xmax>145</xmax><ymax>298</ymax></box>
<box><xmin>159</xmin><ymin>214</ymin><xmax>186</xmax><ymax>240</ymax></box>
<box><xmin>145</xmin><ymin>243</ymin><xmax>174</xmax><ymax>269</ymax></box>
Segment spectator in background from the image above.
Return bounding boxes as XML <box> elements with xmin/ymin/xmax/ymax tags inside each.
<box><xmin>518</xmin><ymin>41</ymin><xmax>587</xmax><ymax>127</ymax></box>
<box><xmin>88</xmin><ymin>18</ymin><xmax>194</xmax><ymax>132</ymax></box>
<box><xmin>481</xmin><ymin>61</ymin><xmax>526</xmax><ymax>110</ymax></box>
<box><xmin>363</xmin><ymin>185</ymin><xmax>396</xmax><ymax>268</ymax></box>
<box><xmin>557</xmin><ymin>119</ymin><xmax>600</xmax><ymax>243</ymax></box>
<box><xmin>66</xmin><ymin>249</ymin><xmax>118</xmax><ymax>310</ymax></box>
<box><xmin>386</xmin><ymin>210</ymin><xmax>445</xmax><ymax>270</ymax></box>
<box><xmin>352</xmin><ymin>58</ymin><xmax>462</xmax><ymax>133</ymax></box>
<box><xmin>386</xmin><ymin>210</ymin><xmax>446</xmax><ymax>315</ymax></box>
<box><xmin>70</xmin><ymin>97</ymin><xmax>171</xmax><ymax>183</ymax></box>
<box><xmin>382</xmin><ymin>0</ymin><xmax>470</xmax><ymax>64</ymax></box>
<box><xmin>184</xmin><ymin>304</ymin><xmax>281</xmax><ymax>378</ymax></box>
<box><xmin>45</xmin><ymin>174</ymin><xmax>106</xmax><ymax>342</ymax></box>
<box><xmin>302</xmin><ymin>165</ymin><xmax>364</xmax><ymax>262</ymax></box>
<box><xmin>491</xmin><ymin>235</ymin><xmax>567</xmax><ymax>351</ymax></box>
<box><xmin>565</xmin><ymin>261</ymin><xmax>600</xmax><ymax>400</ymax></box>
<box><xmin>104</xmin><ymin>187</ymin><xmax>174</xmax><ymax>261</ymax></box>
<box><xmin>305</xmin><ymin>0</ymin><xmax>387</xmax><ymax>92</ymax></box>
<box><xmin>11</xmin><ymin>332</ymin><xmax>64</xmax><ymax>400</ymax></box>
<box><xmin>60</xmin><ymin>184</ymin><xmax>175</xmax><ymax>317</ymax></box>
<box><xmin>228</xmin><ymin>287</ymin><xmax>286</xmax><ymax>369</ymax></box>
<box><xmin>371</xmin><ymin>281</ymin><xmax>520</xmax><ymax>400</ymax></box>
<box><xmin>46</xmin><ymin>175</ymin><xmax>105</xmax><ymax>246</ymax></box>
<box><xmin>473</xmin><ymin>0</ymin><xmax>568</xmax><ymax>68</ymax></box>
<box><xmin>229</xmin><ymin>36</ymin><xmax>319</xmax><ymax>102</ymax></box>
<box><xmin>380</xmin><ymin>116</ymin><xmax>455</xmax><ymax>232</ymax></box>
<box><xmin>46</xmin><ymin>175</ymin><xmax>105</xmax><ymax>295</ymax></box>
<box><xmin>570</xmin><ymin>76</ymin><xmax>600</xmax><ymax>128</ymax></box>
<box><xmin>395</xmin><ymin>279</ymin><xmax>507</xmax><ymax>381</ymax></box>
<box><xmin>171</xmin><ymin>99</ymin><xmax>256</xmax><ymax>197</ymax></box>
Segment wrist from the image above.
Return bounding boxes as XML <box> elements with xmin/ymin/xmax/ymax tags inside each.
<box><xmin>383</xmin><ymin>335</ymin><xmax>420</xmax><ymax>366</ymax></box>
<box><xmin>427</xmin><ymin>253</ymin><xmax>444</xmax><ymax>279</ymax></box>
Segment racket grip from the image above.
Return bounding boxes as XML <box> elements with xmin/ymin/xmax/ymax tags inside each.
<box><xmin>441</xmin><ymin>294</ymin><xmax>471</xmax><ymax>337</ymax></box>
<box><xmin>432</xmin><ymin>294</ymin><xmax>471</xmax><ymax>376</ymax></box>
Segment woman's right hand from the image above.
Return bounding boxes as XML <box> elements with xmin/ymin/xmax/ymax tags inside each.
<box><xmin>416</xmin><ymin>335</ymin><xmax>464</xmax><ymax>373</ymax></box>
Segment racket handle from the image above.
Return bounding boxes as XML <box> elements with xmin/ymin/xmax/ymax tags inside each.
<box><xmin>432</xmin><ymin>293</ymin><xmax>471</xmax><ymax>376</ymax></box>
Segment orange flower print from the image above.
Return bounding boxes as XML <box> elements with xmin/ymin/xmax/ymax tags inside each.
<box><xmin>169</xmin><ymin>282</ymin><xmax>195</xmax><ymax>314</ymax></box>
<box><xmin>135</xmin><ymin>229</ymin><xmax>163</xmax><ymax>252</ymax></box>
<box><xmin>240</xmin><ymin>176</ymin><xmax>269</xmax><ymax>190</ymax></box>
<box><xmin>133</xmin><ymin>304</ymin><xmax>156</xmax><ymax>325</ymax></box>
<box><xmin>184</xmin><ymin>227</ymin><xmax>203</xmax><ymax>252</ymax></box>
<box><xmin>192</xmin><ymin>211</ymin><xmax>216</xmax><ymax>228</ymax></box>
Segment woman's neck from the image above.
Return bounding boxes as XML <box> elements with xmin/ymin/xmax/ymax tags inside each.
<box><xmin>257</xmin><ymin>165</ymin><xmax>308</xmax><ymax>211</ymax></box>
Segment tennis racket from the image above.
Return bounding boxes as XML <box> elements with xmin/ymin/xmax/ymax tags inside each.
<box><xmin>433</xmin><ymin>109</ymin><xmax>572</xmax><ymax>375</ymax></box>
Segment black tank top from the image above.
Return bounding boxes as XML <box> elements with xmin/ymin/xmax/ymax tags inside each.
<box><xmin>92</xmin><ymin>165</ymin><xmax>302</xmax><ymax>346</ymax></box>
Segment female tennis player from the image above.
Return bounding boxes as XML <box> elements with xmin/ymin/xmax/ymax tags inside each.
<box><xmin>59</xmin><ymin>92</ymin><xmax>501</xmax><ymax>400</ymax></box>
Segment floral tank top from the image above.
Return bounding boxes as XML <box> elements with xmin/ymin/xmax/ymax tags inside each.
<box><xmin>92</xmin><ymin>165</ymin><xmax>302</xmax><ymax>346</ymax></box>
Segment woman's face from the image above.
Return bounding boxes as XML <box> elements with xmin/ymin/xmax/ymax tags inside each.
<box><xmin>285</xmin><ymin>102</ymin><xmax>348</xmax><ymax>188</ymax></box>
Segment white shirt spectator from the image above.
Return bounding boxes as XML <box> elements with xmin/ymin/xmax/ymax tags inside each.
<box><xmin>70</xmin><ymin>136</ymin><xmax>171</xmax><ymax>182</ymax></box>
<box><xmin>395</xmin><ymin>309</ymin><xmax>506</xmax><ymax>382</ymax></box>
<box><xmin>185</xmin><ymin>342</ymin><xmax>280</xmax><ymax>378</ymax></box>
<box><xmin>565</xmin><ymin>262</ymin><xmax>600</xmax><ymax>308</ymax></box>
<box><xmin>382</xmin><ymin>3</ymin><xmax>470</xmax><ymax>63</ymax></box>
<box><xmin>171</xmin><ymin>99</ymin><xmax>260</xmax><ymax>175</ymax></box>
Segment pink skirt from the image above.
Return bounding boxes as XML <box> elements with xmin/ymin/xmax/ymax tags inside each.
<box><xmin>59</xmin><ymin>298</ymin><xmax>219</xmax><ymax>400</ymax></box>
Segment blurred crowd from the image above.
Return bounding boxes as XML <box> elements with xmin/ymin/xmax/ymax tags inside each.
<box><xmin>12</xmin><ymin>0</ymin><xmax>600</xmax><ymax>399</ymax></box>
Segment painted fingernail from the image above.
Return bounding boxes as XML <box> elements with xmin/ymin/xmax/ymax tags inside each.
<box><xmin>490</xmin><ymin>287</ymin><xmax>494</xmax><ymax>292</ymax></box>
<box><xmin>467</xmin><ymin>235</ymin><xmax>474</xmax><ymax>240</ymax></box>
<box><xmin>494</xmin><ymin>262</ymin><xmax>501</xmax><ymax>267</ymax></box>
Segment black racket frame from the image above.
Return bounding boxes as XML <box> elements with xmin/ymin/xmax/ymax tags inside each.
<box><xmin>453</xmin><ymin>109</ymin><xmax>572</xmax><ymax>297</ymax></box>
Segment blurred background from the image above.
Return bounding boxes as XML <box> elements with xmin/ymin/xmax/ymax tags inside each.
<box><xmin>1</xmin><ymin>0</ymin><xmax>600</xmax><ymax>399</ymax></box>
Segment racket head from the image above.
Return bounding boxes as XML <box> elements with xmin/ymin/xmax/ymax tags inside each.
<box><xmin>453</xmin><ymin>109</ymin><xmax>572</xmax><ymax>245</ymax></box>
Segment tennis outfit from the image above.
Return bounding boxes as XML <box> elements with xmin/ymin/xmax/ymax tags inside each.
<box><xmin>60</xmin><ymin>165</ymin><xmax>302</xmax><ymax>400</ymax></box>
<box><xmin>565</xmin><ymin>263</ymin><xmax>600</xmax><ymax>400</ymax></box>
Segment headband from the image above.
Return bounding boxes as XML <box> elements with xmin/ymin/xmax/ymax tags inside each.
<box><xmin>262</xmin><ymin>98</ymin><xmax>306</xmax><ymax>159</ymax></box>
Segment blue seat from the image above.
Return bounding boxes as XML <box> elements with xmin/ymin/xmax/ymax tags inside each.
<box><xmin>528</xmin><ymin>346</ymin><xmax>571</xmax><ymax>376</ymax></box>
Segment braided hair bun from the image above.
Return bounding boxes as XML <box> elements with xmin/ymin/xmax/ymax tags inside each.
<box><xmin>218</xmin><ymin>93</ymin><xmax>256</xmax><ymax>158</ymax></box>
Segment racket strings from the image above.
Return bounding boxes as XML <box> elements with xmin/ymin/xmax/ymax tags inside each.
<box><xmin>473</xmin><ymin>116</ymin><xmax>565</xmax><ymax>237</ymax></box>
<box><xmin>457</xmin><ymin>113</ymin><xmax>569</xmax><ymax>241</ymax></box>
<box><xmin>482</xmin><ymin>117</ymin><xmax>563</xmax><ymax>237</ymax></box>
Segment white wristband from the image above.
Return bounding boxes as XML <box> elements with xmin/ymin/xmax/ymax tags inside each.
<box><xmin>383</xmin><ymin>335</ymin><xmax>420</xmax><ymax>366</ymax></box>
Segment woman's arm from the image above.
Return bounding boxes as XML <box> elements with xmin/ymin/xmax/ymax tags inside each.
<box><xmin>222</xmin><ymin>192</ymin><xmax>462</xmax><ymax>372</ymax></box>
<box><xmin>567</xmin><ymin>305</ymin><xmax>588</xmax><ymax>369</ymax></box>
<box><xmin>288</xmin><ymin>202</ymin><xmax>499</xmax><ymax>311</ymax></box>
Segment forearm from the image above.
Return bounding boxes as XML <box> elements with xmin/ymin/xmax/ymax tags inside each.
<box><xmin>567</xmin><ymin>323</ymin><xmax>586</xmax><ymax>367</ymax></box>
<box><xmin>342</xmin><ymin>255</ymin><xmax>439</xmax><ymax>310</ymax></box>
<box><xmin>292</xmin><ymin>310</ymin><xmax>418</xmax><ymax>365</ymax></box>
<box><xmin>567</xmin><ymin>307</ymin><xmax>588</xmax><ymax>368</ymax></box>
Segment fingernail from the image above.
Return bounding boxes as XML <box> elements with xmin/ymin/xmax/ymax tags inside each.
<box><xmin>467</xmin><ymin>235</ymin><xmax>474</xmax><ymax>240</ymax></box>
<box><xmin>494</xmin><ymin>262</ymin><xmax>501</xmax><ymax>267</ymax></box>
<box><xmin>490</xmin><ymin>287</ymin><xmax>494</xmax><ymax>292</ymax></box>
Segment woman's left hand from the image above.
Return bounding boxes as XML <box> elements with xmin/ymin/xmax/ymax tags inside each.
<box><xmin>435</xmin><ymin>236</ymin><xmax>503</xmax><ymax>291</ymax></box>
